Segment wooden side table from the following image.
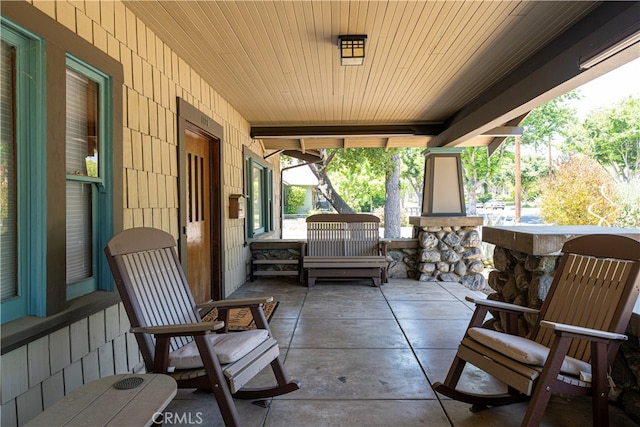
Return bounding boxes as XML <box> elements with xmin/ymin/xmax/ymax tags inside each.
<box><xmin>26</xmin><ymin>374</ymin><xmax>177</xmax><ymax>427</ymax></box>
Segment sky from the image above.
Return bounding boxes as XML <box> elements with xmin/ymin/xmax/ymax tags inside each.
<box><xmin>572</xmin><ymin>56</ymin><xmax>640</xmax><ymax>119</ymax></box>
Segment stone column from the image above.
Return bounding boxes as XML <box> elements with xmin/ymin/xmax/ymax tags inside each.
<box><xmin>410</xmin><ymin>148</ymin><xmax>485</xmax><ymax>288</ymax></box>
<box><xmin>410</xmin><ymin>216</ymin><xmax>485</xmax><ymax>289</ymax></box>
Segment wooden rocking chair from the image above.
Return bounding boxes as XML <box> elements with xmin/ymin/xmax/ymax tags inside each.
<box><xmin>105</xmin><ymin>227</ymin><xmax>300</xmax><ymax>427</ymax></box>
<box><xmin>433</xmin><ymin>234</ymin><xmax>640</xmax><ymax>426</ymax></box>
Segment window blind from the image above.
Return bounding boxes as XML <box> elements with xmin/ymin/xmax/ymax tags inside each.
<box><xmin>65</xmin><ymin>68</ymin><xmax>95</xmax><ymax>284</ymax></box>
<box><xmin>1</xmin><ymin>41</ymin><xmax>17</xmax><ymax>301</ymax></box>
<box><xmin>65</xmin><ymin>181</ymin><xmax>92</xmax><ymax>283</ymax></box>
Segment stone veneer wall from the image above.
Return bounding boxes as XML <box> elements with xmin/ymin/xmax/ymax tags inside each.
<box><xmin>486</xmin><ymin>246</ymin><xmax>640</xmax><ymax>422</ymax></box>
<box><xmin>485</xmin><ymin>246</ymin><xmax>559</xmax><ymax>336</ymax></box>
<box><xmin>248</xmin><ymin>240</ymin><xmax>422</xmax><ymax>280</ymax></box>
<box><xmin>250</xmin><ymin>227</ymin><xmax>486</xmax><ymax>287</ymax></box>
<box><xmin>385</xmin><ymin>243</ymin><xmax>420</xmax><ymax>280</ymax></box>
<box><xmin>415</xmin><ymin>226</ymin><xmax>485</xmax><ymax>289</ymax></box>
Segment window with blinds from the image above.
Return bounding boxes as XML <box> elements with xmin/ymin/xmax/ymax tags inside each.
<box><xmin>252</xmin><ymin>163</ymin><xmax>265</xmax><ymax>234</ymax></box>
<box><xmin>1</xmin><ymin>14</ymin><xmax>116</xmax><ymax>325</ymax></box>
<box><xmin>65</xmin><ymin>62</ymin><xmax>103</xmax><ymax>300</ymax></box>
<box><xmin>0</xmin><ymin>40</ymin><xmax>17</xmax><ymax>303</ymax></box>
<box><xmin>245</xmin><ymin>152</ymin><xmax>274</xmax><ymax>238</ymax></box>
<box><xmin>1</xmin><ymin>20</ymin><xmax>46</xmax><ymax>324</ymax></box>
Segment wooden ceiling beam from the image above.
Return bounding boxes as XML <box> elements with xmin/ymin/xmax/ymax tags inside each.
<box><xmin>481</xmin><ymin>126</ymin><xmax>523</xmax><ymax>137</ymax></box>
<box><xmin>281</xmin><ymin>150</ymin><xmax>322</xmax><ymax>162</ymax></box>
<box><xmin>487</xmin><ymin>114</ymin><xmax>530</xmax><ymax>156</ymax></box>
<box><xmin>251</xmin><ymin>124</ymin><xmax>444</xmax><ymax>139</ymax></box>
<box><xmin>429</xmin><ymin>1</ymin><xmax>640</xmax><ymax>148</ymax></box>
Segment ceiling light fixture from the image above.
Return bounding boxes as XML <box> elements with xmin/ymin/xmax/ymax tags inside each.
<box><xmin>579</xmin><ymin>28</ymin><xmax>640</xmax><ymax>70</ymax></box>
<box><xmin>338</xmin><ymin>35</ymin><xmax>367</xmax><ymax>66</ymax></box>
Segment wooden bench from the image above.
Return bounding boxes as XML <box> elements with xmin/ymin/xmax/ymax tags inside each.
<box><xmin>250</xmin><ymin>240</ymin><xmax>306</xmax><ymax>283</ymax></box>
<box><xmin>304</xmin><ymin>214</ymin><xmax>387</xmax><ymax>287</ymax></box>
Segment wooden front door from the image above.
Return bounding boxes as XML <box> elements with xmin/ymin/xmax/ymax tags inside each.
<box><xmin>185</xmin><ymin>128</ymin><xmax>221</xmax><ymax>302</ymax></box>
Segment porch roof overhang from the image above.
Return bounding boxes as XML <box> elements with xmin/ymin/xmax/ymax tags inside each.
<box><xmin>124</xmin><ymin>1</ymin><xmax>640</xmax><ymax>158</ymax></box>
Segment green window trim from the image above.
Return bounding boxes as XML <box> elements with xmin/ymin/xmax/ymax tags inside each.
<box><xmin>245</xmin><ymin>151</ymin><xmax>274</xmax><ymax>238</ymax></box>
<box><xmin>0</xmin><ymin>18</ymin><xmax>47</xmax><ymax>324</ymax></box>
<box><xmin>64</xmin><ymin>55</ymin><xmax>114</xmax><ymax>301</ymax></box>
<box><xmin>1</xmin><ymin>14</ymin><xmax>117</xmax><ymax>325</ymax></box>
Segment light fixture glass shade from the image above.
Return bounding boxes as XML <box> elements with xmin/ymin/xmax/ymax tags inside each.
<box><xmin>338</xmin><ymin>35</ymin><xmax>367</xmax><ymax>66</ymax></box>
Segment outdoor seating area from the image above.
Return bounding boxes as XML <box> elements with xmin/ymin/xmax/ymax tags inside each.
<box><xmin>3</xmin><ymin>3</ymin><xmax>640</xmax><ymax>427</ymax></box>
<box><xmin>161</xmin><ymin>277</ymin><xmax>638</xmax><ymax>427</ymax></box>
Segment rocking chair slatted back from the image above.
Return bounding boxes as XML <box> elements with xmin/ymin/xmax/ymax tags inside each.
<box><xmin>533</xmin><ymin>237</ymin><xmax>639</xmax><ymax>364</ymax></box>
<box><xmin>533</xmin><ymin>254</ymin><xmax>633</xmax><ymax>362</ymax></box>
<box><xmin>105</xmin><ymin>228</ymin><xmax>199</xmax><ymax>364</ymax></box>
<box><xmin>121</xmin><ymin>248</ymin><xmax>199</xmax><ymax>351</ymax></box>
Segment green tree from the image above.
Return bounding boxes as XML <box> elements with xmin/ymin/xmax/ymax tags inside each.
<box><xmin>308</xmin><ymin>149</ymin><xmax>357</xmax><ymax>215</ymax></box>
<box><xmin>521</xmin><ymin>91</ymin><xmax>580</xmax><ymax>174</ymax></box>
<box><xmin>308</xmin><ymin>147</ymin><xmax>404</xmax><ymax>237</ymax></box>
<box><xmin>328</xmin><ymin>154</ymin><xmax>385</xmax><ymax>212</ymax></box>
<box><xmin>329</xmin><ymin>148</ymin><xmax>402</xmax><ymax>237</ymax></box>
<box><xmin>576</xmin><ymin>97</ymin><xmax>640</xmax><ymax>183</ymax></box>
<box><xmin>539</xmin><ymin>156</ymin><xmax>617</xmax><ymax>225</ymax></box>
<box><xmin>461</xmin><ymin>145</ymin><xmax>512</xmax><ymax>213</ymax></box>
<box><xmin>284</xmin><ymin>186</ymin><xmax>307</xmax><ymax>214</ymax></box>
<box><xmin>400</xmin><ymin>148</ymin><xmax>424</xmax><ymax>203</ymax></box>
<box><xmin>503</xmin><ymin>154</ymin><xmax>547</xmax><ymax>203</ymax></box>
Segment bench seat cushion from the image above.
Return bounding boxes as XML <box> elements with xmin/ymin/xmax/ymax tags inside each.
<box><xmin>169</xmin><ymin>329</ymin><xmax>269</xmax><ymax>368</ymax></box>
<box><xmin>467</xmin><ymin>327</ymin><xmax>591</xmax><ymax>378</ymax></box>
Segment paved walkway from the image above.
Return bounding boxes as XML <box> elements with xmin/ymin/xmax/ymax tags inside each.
<box><xmin>163</xmin><ymin>278</ymin><xmax>636</xmax><ymax>426</ymax></box>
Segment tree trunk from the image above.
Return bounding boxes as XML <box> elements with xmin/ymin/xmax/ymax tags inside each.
<box><xmin>384</xmin><ymin>153</ymin><xmax>401</xmax><ymax>238</ymax></box>
<box><xmin>308</xmin><ymin>161</ymin><xmax>355</xmax><ymax>214</ymax></box>
<box><xmin>467</xmin><ymin>182</ymin><xmax>479</xmax><ymax>215</ymax></box>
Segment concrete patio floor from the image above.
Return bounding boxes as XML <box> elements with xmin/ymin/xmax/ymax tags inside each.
<box><xmin>163</xmin><ymin>278</ymin><xmax>636</xmax><ymax>426</ymax></box>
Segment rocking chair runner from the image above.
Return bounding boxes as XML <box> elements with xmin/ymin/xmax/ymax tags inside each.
<box><xmin>433</xmin><ymin>234</ymin><xmax>640</xmax><ymax>426</ymax></box>
<box><xmin>104</xmin><ymin>227</ymin><xmax>300</xmax><ymax>427</ymax></box>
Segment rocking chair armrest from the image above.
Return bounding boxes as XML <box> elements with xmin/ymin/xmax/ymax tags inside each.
<box><xmin>540</xmin><ymin>320</ymin><xmax>628</xmax><ymax>341</ymax></box>
<box><xmin>131</xmin><ymin>321</ymin><xmax>225</xmax><ymax>336</ymax></box>
<box><xmin>465</xmin><ymin>296</ymin><xmax>540</xmax><ymax>314</ymax></box>
<box><xmin>198</xmin><ymin>296</ymin><xmax>274</xmax><ymax>310</ymax></box>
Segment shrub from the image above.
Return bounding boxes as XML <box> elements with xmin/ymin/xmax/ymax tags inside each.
<box><xmin>614</xmin><ymin>180</ymin><xmax>640</xmax><ymax>228</ymax></box>
<box><xmin>285</xmin><ymin>186</ymin><xmax>307</xmax><ymax>214</ymax></box>
<box><xmin>539</xmin><ymin>156</ymin><xmax>618</xmax><ymax>225</ymax></box>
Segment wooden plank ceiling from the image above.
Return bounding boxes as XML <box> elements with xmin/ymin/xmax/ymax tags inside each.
<box><xmin>124</xmin><ymin>1</ymin><xmax>640</xmax><ymax>157</ymax></box>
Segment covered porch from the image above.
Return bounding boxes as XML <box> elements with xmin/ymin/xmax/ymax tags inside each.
<box><xmin>2</xmin><ymin>1</ymin><xmax>640</xmax><ymax>426</ymax></box>
<box><xmin>163</xmin><ymin>277</ymin><xmax>637</xmax><ymax>426</ymax></box>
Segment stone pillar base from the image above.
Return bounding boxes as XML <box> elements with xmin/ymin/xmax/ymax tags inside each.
<box><xmin>409</xmin><ymin>216</ymin><xmax>485</xmax><ymax>288</ymax></box>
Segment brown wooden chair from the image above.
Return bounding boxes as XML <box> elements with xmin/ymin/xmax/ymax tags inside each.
<box><xmin>433</xmin><ymin>234</ymin><xmax>640</xmax><ymax>426</ymax></box>
<box><xmin>105</xmin><ymin>227</ymin><xmax>299</xmax><ymax>427</ymax></box>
